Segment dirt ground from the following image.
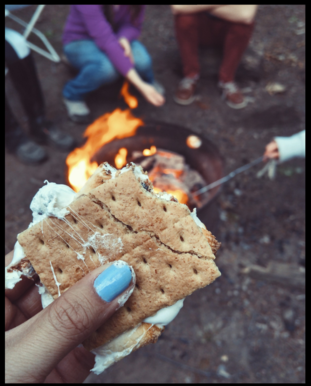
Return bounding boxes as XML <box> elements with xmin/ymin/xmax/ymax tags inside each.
<box><xmin>5</xmin><ymin>5</ymin><xmax>305</xmax><ymax>383</ymax></box>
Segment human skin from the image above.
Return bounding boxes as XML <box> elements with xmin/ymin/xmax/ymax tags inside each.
<box><xmin>119</xmin><ymin>37</ymin><xmax>134</xmax><ymax>63</ymax></box>
<box><xmin>126</xmin><ymin>68</ymin><xmax>165</xmax><ymax>106</ymax></box>
<box><xmin>264</xmin><ymin>140</ymin><xmax>280</xmax><ymax>161</ymax></box>
<box><xmin>5</xmin><ymin>251</ymin><xmax>135</xmax><ymax>383</ymax></box>
<box><xmin>118</xmin><ymin>36</ymin><xmax>165</xmax><ymax>107</ymax></box>
<box><xmin>171</xmin><ymin>5</ymin><xmax>258</xmax><ymax>24</ymax></box>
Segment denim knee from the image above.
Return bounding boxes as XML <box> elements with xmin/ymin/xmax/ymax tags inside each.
<box><xmin>63</xmin><ymin>60</ymin><xmax>120</xmax><ymax>101</ymax></box>
<box><xmin>131</xmin><ymin>41</ymin><xmax>153</xmax><ymax>74</ymax></box>
<box><xmin>92</xmin><ymin>60</ymin><xmax>119</xmax><ymax>85</ymax></box>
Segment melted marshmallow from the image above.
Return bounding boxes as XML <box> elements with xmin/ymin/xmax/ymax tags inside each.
<box><xmin>156</xmin><ymin>191</ymin><xmax>176</xmax><ymax>202</ymax></box>
<box><xmin>143</xmin><ymin>298</ymin><xmax>185</xmax><ymax>326</ymax></box>
<box><xmin>29</xmin><ymin>180</ymin><xmax>77</xmax><ymax>227</ymax></box>
<box><xmin>91</xmin><ymin>324</ymin><xmax>151</xmax><ymax>375</ymax></box>
<box><xmin>36</xmin><ymin>283</ymin><xmax>54</xmax><ymax>308</ymax></box>
<box><xmin>102</xmin><ymin>162</ymin><xmax>149</xmax><ymax>183</ymax></box>
<box><xmin>190</xmin><ymin>208</ymin><xmax>206</xmax><ymax>229</ymax></box>
<box><xmin>5</xmin><ymin>181</ymin><xmax>77</xmax><ymax>290</ymax></box>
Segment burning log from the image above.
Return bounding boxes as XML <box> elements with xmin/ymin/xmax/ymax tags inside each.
<box><xmin>131</xmin><ymin>148</ymin><xmax>209</xmax><ymax>209</ymax></box>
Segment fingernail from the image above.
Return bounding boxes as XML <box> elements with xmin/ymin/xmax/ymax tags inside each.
<box><xmin>94</xmin><ymin>261</ymin><xmax>132</xmax><ymax>302</ymax></box>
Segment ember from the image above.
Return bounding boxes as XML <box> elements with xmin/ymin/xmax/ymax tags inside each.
<box><xmin>115</xmin><ymin>147</ymin><xmax>128</xmax><ymax>169</ymax></box>
<box><xmin>131</xmin><ymin>148</ymin><xmax>208</xmax><ymax>208</ymax></box>
<box><xmin>143</xmin><ymin>146</ymin><xmax>157</xmax><ymax>156</ymax></box>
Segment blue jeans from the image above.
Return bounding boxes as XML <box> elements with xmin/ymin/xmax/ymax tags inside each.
<box><xmin>63</xmin><ymin>40</ymin><xmax>154</xmax><ymax>101</ymax></box>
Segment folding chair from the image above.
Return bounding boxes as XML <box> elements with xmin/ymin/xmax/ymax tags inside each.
<box><xmin>5</xmin><ymin>4</ymin><xmax>60</xmax><ymax>63</ymax></box>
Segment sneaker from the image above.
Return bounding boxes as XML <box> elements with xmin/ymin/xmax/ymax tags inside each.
<box><xmin>63</xmin><ymin>98</ymin><xmax>92</xmax><ymax>124</ymax></box>
<box><xmin>6</xmin><ymin>130</ymin><xmax>47</xmax><ymax>165</ymax></box>
<box><xmin>174</xmin><ymin>77</ymin><xmax>197</xmax><ymax>105</ymax></box>
<box><xmin>16</xmin><ymin>140</ymin><xmax>48</xmax><ymax>164</ymax></box>
<box><xmin>218</xmin><ymin>81</ymin><xmax>248</xmax><ymax>109</ymax></box>
<box><xmin>29</xmin><ymin>117</ymin><xmax>76</xmax><ymax>151</ymax></box>
<box><xmin>152</xmin><ymin>80</ymin><xmax>165</xmax><ymax>96</ymax></box>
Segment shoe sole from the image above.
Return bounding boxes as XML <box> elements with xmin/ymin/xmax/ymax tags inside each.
<box><xmin>173</xmin><ymin>95</ymin><xmax>196</xmax><ymax>105</ymax></box>
<box><xmin>226</xmin><ymin>99</ymin><xmax>248</xmax><ymax>109</ymax></box>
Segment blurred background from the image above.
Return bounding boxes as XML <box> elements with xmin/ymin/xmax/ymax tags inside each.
<box><xmin>5</xmin><ymin>5</ymin><xmax>305</xmax><ymax>383</ymax></box>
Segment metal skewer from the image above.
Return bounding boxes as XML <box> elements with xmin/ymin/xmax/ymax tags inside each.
<box><xmin>195</xmin><ymin>156</ymin><xmax>264</xmax><ymax>196</ymax></box>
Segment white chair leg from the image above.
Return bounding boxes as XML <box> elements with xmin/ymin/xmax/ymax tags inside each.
<box><xmin>6</xmin><ymin>6</ymin><xmax>60</xmax><ymax>63</ymax></box>
<box><xmin>23</xmin><ymin>5</ymin><xmax>45</xmax><ymax>40</ymax></box>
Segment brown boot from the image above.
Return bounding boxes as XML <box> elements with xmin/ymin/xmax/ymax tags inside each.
<box><xmin>174</xmin><ymin>77</ymin><xmax>197</xmax><ymax>105</ymax></box>
<box><xmin>218</xmin><ymin>81</ymin><xmax>248</xmax><ymax>109</ymax></box>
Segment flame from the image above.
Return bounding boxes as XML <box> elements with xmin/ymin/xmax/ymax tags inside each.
<box><xmin>120</xmin><ymin>81</ymin><xmax>138</xmax><ymax>109</ymax></box>
<box><xmin>66</xmin><ymin>108</ymin><xmax>143</xmax><ymax>192</ymax></box>
<box><xmin>143</xmin><ymin>145</ymin><xmax>157</xmax><ymax>156</ymax></box>
<box><xmin>115</xmin><ymin>147</ymin><xmax>128</xmax><ymax>169</ymax></box>
<box><xmin>67</xmin><ymin>81</ymin><xmax>189</xmax><ymax>206</ymax></box>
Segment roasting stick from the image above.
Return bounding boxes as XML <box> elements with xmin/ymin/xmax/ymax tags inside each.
<box><xmin>195</xmin><ymin>156</ymin><xmax>264</xmax><ymax>196</ymax></box>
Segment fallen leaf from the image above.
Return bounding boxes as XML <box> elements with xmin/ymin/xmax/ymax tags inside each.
<box><xmin>265</xmin><ymin>82</ymin><xmax>287</xmax><ymax>95</ymax></box>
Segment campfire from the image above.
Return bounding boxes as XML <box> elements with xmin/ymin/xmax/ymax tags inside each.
<box><xmin>66</xmin><ymin>82</ymin><xmax>143</xmax><ymax>192</ymax></box>
<box><xmin>66</xmin><ymin>82</ymin><xmax>223</xmax><ymax>216</ymax></box>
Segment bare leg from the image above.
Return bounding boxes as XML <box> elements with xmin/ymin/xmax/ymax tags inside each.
<box><xmin>210</xmin><ymin>5</ymin><xmax>258</xmax><ymax>25</ymax></box>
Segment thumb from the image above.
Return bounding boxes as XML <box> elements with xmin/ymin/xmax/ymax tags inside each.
<box><xmin>6</xmin><ymin>261</ymin><xmax>134</xmax><ymax>382</ymax></box>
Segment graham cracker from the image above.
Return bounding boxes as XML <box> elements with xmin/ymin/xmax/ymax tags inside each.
<box><xmin>202</xmin><ymin>228</ymin><xmax>221</xmax><ymax>255</ymax></box>
<box><xmin>90</xmin><ymin>168</ymin><xmax>215</xmax><ymax>259</ymax></box>
<box><xmin>17</xmin><ymin>164</ymin><xmax>221</xmax><ymax>351</ymax></box>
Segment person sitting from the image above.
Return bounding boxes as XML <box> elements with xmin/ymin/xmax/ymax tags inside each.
<box><xmin>171</xmin><ymin>5</ymin><xmax>258</xmax><ymax>109</ymax></box>
<box><xmin>5</xmin><ymin>28</ymin><xmax>75</xmax><ymax>165</ymax></box>
<box><xmin>62</xmin><ymin>5</ymin><xmax>165</xmax><ymax>123</ymax></box>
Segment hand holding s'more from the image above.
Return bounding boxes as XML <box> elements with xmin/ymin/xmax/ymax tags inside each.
<box><xmin>5</xmin><ymin>162</ymin><xmax>221</xmax><ymax>383</ymax></box>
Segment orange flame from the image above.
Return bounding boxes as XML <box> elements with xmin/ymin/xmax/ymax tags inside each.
<box><xmin>143</xmin><ymin>145</ymin><xmax>157</xmax><ymax>156</ymax></box>
<box><xmin>66</xmin><ymin>81</ymin><xmax>189</xmax><ymax>206</ymax></box>
<box><xmin>115</xmin><ymin>147</ymin><xmax>128</xmax><ymax>169</ymax></box>
<box><xmin>66</xmin><ymin>108</ymin><xmax>143</xmax><ymax>192</ymax></box>
<box><xmin>120</xmin><ymin>81</ymin><xmax>138</xmax><ymax>109</ymax></box>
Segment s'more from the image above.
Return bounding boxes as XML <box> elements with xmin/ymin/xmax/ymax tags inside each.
<box><xmin>5</xmin><ymin>162</ymin><xmax>221</xmax><ymax>374</ymax></box>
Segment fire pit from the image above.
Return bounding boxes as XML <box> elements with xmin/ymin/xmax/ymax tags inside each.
<box><xmin>84</xmin><ymin>121</ymin><xmax>224</xmax><ymax>234</ymax></box>
<box><xmin>65</xmin><ymin>83</ymin><xmax>224</xmax><ymax>234</ymax></box>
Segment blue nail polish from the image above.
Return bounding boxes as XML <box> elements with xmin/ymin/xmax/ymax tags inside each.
<box><xmin>94</xmin><ymin>262</ymin><xmax>132</xmax><ymax>302</ymax></box>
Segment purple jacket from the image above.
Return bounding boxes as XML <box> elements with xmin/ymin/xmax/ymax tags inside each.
<box><xmin>63</xmin><ymin>5</ymin><xmax>145</xmax><ymax>76</ymax></box>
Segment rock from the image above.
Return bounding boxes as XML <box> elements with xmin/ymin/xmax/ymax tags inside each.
<box><xmin>242</xmin><ymin>262</ymin><xmax>305</xmax><ymax>290</ymax></box>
